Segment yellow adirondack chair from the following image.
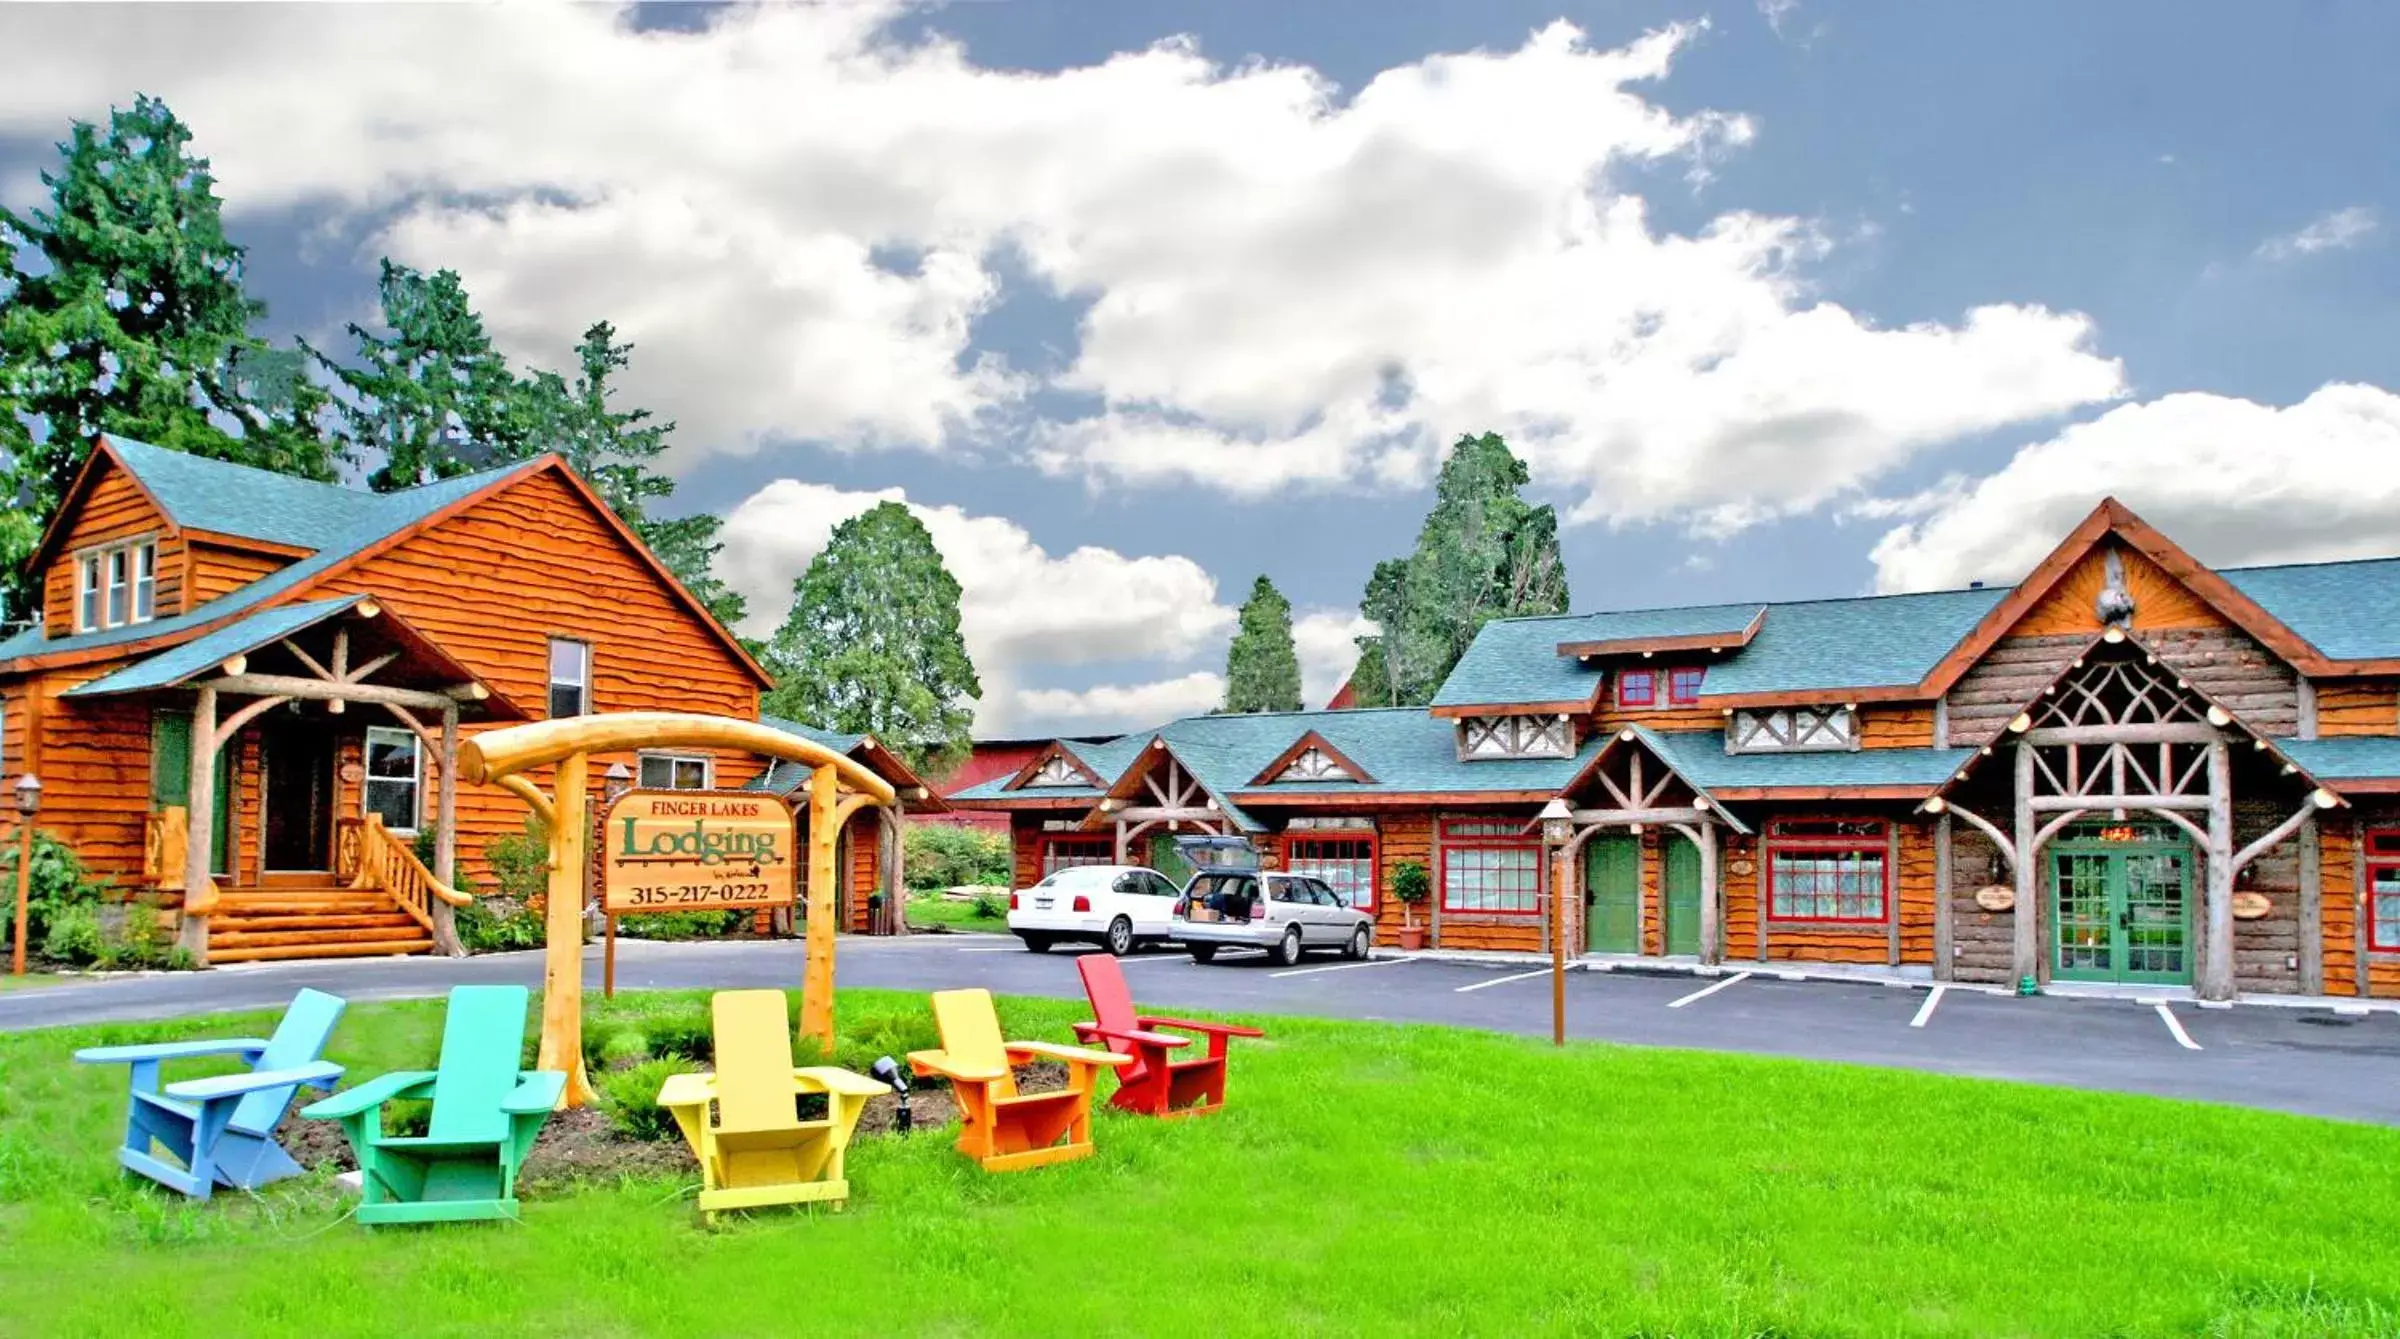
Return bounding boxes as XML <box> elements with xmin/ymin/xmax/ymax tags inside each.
<box><xmin>908</xmin><ymin>987</ymin><xmax>1128</xmax><ymax>1173</ymax></box>
<box><xmin>657</xmin><ymin>991</ymin><xmax>888</xmax><ymax>1221</ymax></box>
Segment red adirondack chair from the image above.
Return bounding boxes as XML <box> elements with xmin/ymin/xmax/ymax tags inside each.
<box><xmin>1072</xmin><ymin>953</ymin><xmax>1264</xmax><ymax>1117</ymax></box>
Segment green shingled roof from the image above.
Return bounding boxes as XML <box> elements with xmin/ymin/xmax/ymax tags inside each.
<box><xmin>2271</xmin><ymin>736</ymin><xmax>2400</xmax><ymax>782</ymax></box>
<box><xmin>60</xmin><ymin>596</ymin><xmax>367</xmax><ymax>697</ymax></box>
<box><xmin>0</xmin><ymin>444</ymin><xmax>534</xmax><ymax>669</ymax></box>
<box><xmin>1429</xmin><ymin>613</ymin><xmax>1606</xmax><ymax>709</ymax></box>
<box><xmin>746</xmin><ymin>716</ymin><xmax>866</xmax><ymax>792</ymax></box>
<box><xmin>102</xmin><ymin>437</ymin><xmax>394</xmax><ymax>550</ymax></box>
<box><xmin>2223</xmin><ymin>558</ymin><xmax>2400</xmax><ymax>662</ymax></box>
<box><xmin>1637</xmin><ymin>727</ymin><xmax>1967</xmax><ymax>791</ymax></box>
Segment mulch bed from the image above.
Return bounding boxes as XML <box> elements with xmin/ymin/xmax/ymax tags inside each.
<box><xmin>274</xmin><ymin>1060</ymin><xmax>1074</xmax><ymax>1187</ymax></box>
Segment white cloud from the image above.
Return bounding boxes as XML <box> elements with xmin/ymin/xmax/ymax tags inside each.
<box><xmin>1013</xmin><ymin>673</ymin><xmax>1227</xmax><ymax>735</ymax></box>
<box><xmin>718</xmin><ymin>478</ymin><xmax>1236</xmax><ymax>732</ymax></box>
<box><xmin>0</xmin><ymin>5</ymin><xmax>2123</xmax><ymax>534</ymax></box>
<box><xmin>2255</xmin><ymin>206</ymin><xmax>2379</xmax><ymax>262</ymax></box>
<box><xmin>1868</xmin><ymin>383</ymin><xmax>2400</xmax><ymax>591</ymax></box>
<box><xmin>1757</xmin><ymin>0</ymin><xmax>1802</xmax><ymax>37</ymax></box>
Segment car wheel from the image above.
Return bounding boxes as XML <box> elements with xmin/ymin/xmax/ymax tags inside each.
<box><xmin>1344</xmin><ymin>926</ymin><xmax>1371</xmax><ymax>961</ymax></box>
<box><xmin>1272</xmin><ymin>925</ymin><xmax>1304</xmax><ymax>968</ymax></box>
<box><xmin>1019</xmin><ymin>933</ymin><xmax>1053</xmax><ymax>953</ymax></box>
<box><xmin>1189</xmin><ymin>944</ymin><xmax>1219</xmax><ymax>964</ymax></box>
<box><xmin>1105</xmin><ymin>916</ymin><xmax>1135</xmax><ymax>957</ymax></box>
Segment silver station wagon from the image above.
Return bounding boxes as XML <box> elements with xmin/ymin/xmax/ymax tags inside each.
<box><xmin>1174</xmin><ymin>869</ymin><xmax>1374</xmax><ymax>967</ymax></box>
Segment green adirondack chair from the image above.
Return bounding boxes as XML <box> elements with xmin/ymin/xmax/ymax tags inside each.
<box><xmin>301</xmin><ymin>985</ymin><xmax>564</xmax><ymax>1226</ymax></box>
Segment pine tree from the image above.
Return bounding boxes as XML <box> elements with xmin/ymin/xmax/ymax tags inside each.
<box><xmin>1353</xmin><ymin>432</ymin><xmax>1569</xmax><ymax>705</ymax></box>
<box><xmin>0</xmin><ymin>95</ymin><xmax>338</xmax><ymax>619</ymax></box>
<box><xmin>1222</xmin><ymin>575</ymin><xmax>1303</xmax><ymax>713</ymax></box>
<box><xmin>311</xmin><ymin>260</ymin><xmax>526</xmax><ymax>491</ymax></box>
<box><xmin>762</xmin><ymin>502</ymin><xmax>980</xmax><ymax>771</ymax></box>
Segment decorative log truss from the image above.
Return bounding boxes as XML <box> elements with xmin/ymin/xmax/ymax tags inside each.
<box><xmin>1545</xmin><ymin>730</ymin><xmax>1741</xmax><ymax>965</ymax></box>
<box><xmin>1924</xmin><ymin>632</ymin><xmax>2340</xmax><ymax>1001</ymax></box>
<box><xmin>1090</xmin><ymin>740</ymin><xmax>1234</xmax><ymax>860</ymax></box>
<box><xmin>174</xmin><ymin>602</ymin><xmax>488</xmax><ymax>963</ymax></box>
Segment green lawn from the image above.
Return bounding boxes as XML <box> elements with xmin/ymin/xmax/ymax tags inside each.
<box><xmin>903</xmin><ymin>891</ymin><xmax>1008</xmax><ymax>933</ymax></box>
<box><xmin>0</xmin><ymin>970</ymin><xmax>78</xmax><ymax>992</ymax></box>
<box><xmin>3</xmin><ymin>989</ymin><xmax>2397</xmax><ymax>1337</ymax></box>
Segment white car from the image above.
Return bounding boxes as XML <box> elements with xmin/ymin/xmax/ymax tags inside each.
<box><xmin>1006</xmin><ymin>864</ymin><xmax>1182</xmax><ymax>956</ymax></box>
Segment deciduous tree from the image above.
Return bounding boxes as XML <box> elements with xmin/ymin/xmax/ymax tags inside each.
<box><xmin>763</xmin><ymin>501</ymin><xmax>980</xmax><ymax>771</ymax></box>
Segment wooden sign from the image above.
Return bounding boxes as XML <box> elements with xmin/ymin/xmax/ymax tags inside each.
<box><xmin>1973</xmin><ymin>884</ymin><xmax>2015</xmax><ymax>913</ymax></box>
<box><xmin>602</xmin><ymin>789</ymin><xmax>795</xmax><ymax>914</ymax></box>
<box><xmin>2232</xmin><ymin>891</ymin><xmax>2272</xmax><ymax>921</ymax></box>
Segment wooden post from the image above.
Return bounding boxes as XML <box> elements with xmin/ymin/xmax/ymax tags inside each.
<box><xmin>2299</xmin><ymin>815</ymin><xmax>2323</xmax><ymax>995</ymax></box>
<box><xmin>2356</xmin><ymin>816</ymin><xmax>2371</xmax><ymax>998</ymax></box>
<box><xmin>1550</xmin><ymin>845</ymin><xmax>1569</xmax><ymax>1047</ymax></box>
<box><xmin>877</xmin><ymin>805</ymin><xmax>904</xmax><ymax>936</ymax></box>
<box><xmin>1697</xmin><ymin>822</ymin><xmax>1721</xmax><ymax>967</ymax></box>
<box><xmin>2012</xmin><ymin>739</ymin><xmax>2038</xmax><ymax>988</ymax></box>
<box><xmin>10</xmin><ymin>816</ymin><xmax>28</xmax><ymax>975</ymax></box>
<box><xmin>1933</xmin><ymin>812</ymin><xmax>1955</xmax><ymax>982</ymax></box>
<box><xmin>2200</xmin><ymin>739</ymin><xmax>2236</xmax><ymax>1002</ymax></box>
<box><xmin>801</xmin><ymin>763</ymin><xmax>839</xmax><ymax>1049</ymax></box>
<box><xmin>426</xmin><ymin>702</ymin><xmax>465</xmax><ymax>956</ymax></box>
<box><xmin>1885</xmin><ymin>822</ymin><xmax>1903</xmax><ymax>968</ymax></box>
<box><xmin>176</xmin><ymin>685</ymin><xmax>218</xmax><ymax>961</ymax></box>
<box><xmin>604</xmin><ymin>912</ymin><xmax>617</xmax><ymax>999</ymax></box>
<box><xmin>537</xmin><ymin>750</ymin><xmax>596</xmax><ymax>1108</ymax></box>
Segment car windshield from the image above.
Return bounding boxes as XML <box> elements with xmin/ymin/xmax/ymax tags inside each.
<box><xmin>1034</xmin><ymin>866</ymin><xmax>1122</xmax><ymax>891</ymax></box>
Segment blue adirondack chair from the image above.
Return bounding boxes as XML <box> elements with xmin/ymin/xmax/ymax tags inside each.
<box><xmin>73</xmin><ymin>987</ymin><xmax>348</xmax><ymax>1199</ymax></box>
<box><xmin>301</xmin><ymin>984</ymin><xmax>565</xmax><ymax>1225</ymax></box>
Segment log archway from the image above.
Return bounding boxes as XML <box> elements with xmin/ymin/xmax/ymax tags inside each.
<box><xmin>459</xmin><ymin>712</ymin><xmax>896</xmax><ymax>1107</ymax></box>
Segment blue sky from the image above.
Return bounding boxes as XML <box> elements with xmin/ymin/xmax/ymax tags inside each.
<box><xmin>4</xmin><ymin>2</ymin><xmax>2396</xmax><ymax>733</ymax></box>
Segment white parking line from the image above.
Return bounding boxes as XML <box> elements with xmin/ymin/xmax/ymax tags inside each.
<box><xmin>1270</xmin><ymin>956</ymin><xmax>1414</xmax><ymax>980</ymax></box>
<box><xmin>1667</xmin><ymin>970</ymin><xmax>1752</xmax><ymax>1009</ymax></box>
<box><xmin>2155</xmin><ymin>1002</ymin><xmax>2202</xmax><ymax>1050</ymax></box>
<box><xmin>1909</xmin><ymin>984</ymin><xmax>1946</xmax><ymax>1029</ymax></box>
<box><xmin>1454</xmin><ymin>968</ymin><xmax>1552</xmax><ymax>994</ymax></box>
<box><xmin>956</xmin><ymin>946</ymin><xmax>1022</xmax><ymax>954</ymax></box>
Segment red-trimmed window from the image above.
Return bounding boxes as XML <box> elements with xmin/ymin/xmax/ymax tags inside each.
<box><xmin>1439</xmin><ymin>819</ymin><xmax>1541</xmax><ymax>915</ymax></box>
<box><xmin>1766</xmin><ymin>819</ymin><xmax>1888</xmax><ymax>923</ymax></box>
<box><xmin>1667</xmin><ymin>666</ymin><xmax>1704</xmax><ymax>706</ymax></box>
<box><xmin>1285</xmin><ymin>834</ymin><xmax>1377</xmax><ymax>910</ymax></box>
<box><xmin>2368</xmin><ymin>831</ymin><xmax>2400</xmax><ymax>952</ymax></box>
<box><xmin>1040</xmin><ymin>834</ymin><xmax>1114</xmax><ymax>878</ymax></box>
<box><xmin>1616</xmin><ymin>669</ymin><xmax>1656</xmax><ymax>708</ymax></box>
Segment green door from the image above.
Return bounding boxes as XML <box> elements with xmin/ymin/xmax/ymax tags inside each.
<box><xmin>2050</xmin><ymin>825</ymin><xmax>2191</xmax><ymax>985</ymax></box>
<box><xmin>150</xmin><ymin>708</ymin><xmax>232</xmax><ymax>877</ymax></box>
<box><xmin>1663</xmin><ymin>838</ymin><xmax>1702</xmax><ymax>957</ymax></box>
<box><xmin>1584</xmin><ymin>835</ymin><xmax>1639</xmax><ymax>954</ymax></box>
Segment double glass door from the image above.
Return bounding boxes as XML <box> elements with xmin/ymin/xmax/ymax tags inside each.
<box><xmin>2050</xmin><ymin>825</ymin><xmax>2192</xmax><ymax>985</ymax></box>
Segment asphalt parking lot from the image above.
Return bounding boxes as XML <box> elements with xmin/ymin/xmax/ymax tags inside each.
<box><xmin>6</xmin><ymin>934</ymin><xmax>2397</xmax><ymax>1126</ymax></box>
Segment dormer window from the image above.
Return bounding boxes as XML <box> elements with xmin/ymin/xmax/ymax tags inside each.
<box><xmin>1616</xmin><ymin>669</ymin><xmax>1655</xmax><ymax>707</ymax></box>
<box><xmin>1667</xmin><ymin>667</ymin><xmax>1703</xmax><ymax>705</ymax></box>
<box><xmin>1461</xmin><ymin>714</ymin><xmax>1572</xmax><ymax>759</ymax></box>
<box><xmin>1730</xmin><ymin>706</ymin><xmax>1857</xmax><ymax>753</ymax></box>
<box><xmin>77</xmin><ymin>538</ymin><xmax>157</xmax><ymax>632</ymax></box>
<box><xmin>1618</xmin><ymin>666</ymin><xmax>1702</xmax><ymax>708</ymax></box>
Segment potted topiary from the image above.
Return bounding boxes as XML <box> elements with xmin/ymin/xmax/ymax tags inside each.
<box><xmin>1391</xmin><ymin>861</ymin><xmax>1431</xmax><ymax>951</ymax></box>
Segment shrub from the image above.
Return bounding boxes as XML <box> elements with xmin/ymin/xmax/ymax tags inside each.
<box><xmin>617</xmin><ymin>910</ymin><xmax>739</xmax><ymax>941</ymax></box>
<box><xmin>164</xmin><ymin>945</ymin><xmax>197</xmax><ymax>972</ymax></box>
<box><xmin>971</xmin><ymin>890</ymin><xmax>1008</xmax><ymax>920</ymax></box>
<box><xmin>456</xmin><ymin>897</ymin><xmax>543</xmax><ymax>953</ymax></box>
<box><xmin>0</xmin><ymin>830</ymin><xmax>109</xmax><ymax>951</ymax></box>
<box><xmin>96</xmin><ymin>903</ymin><xmax>166</xmax><ymax>970</ymax></box>
<box><xmin>484</xmin><ymin>815</ymin><xmax>550</xmax><ymax>903</ymax></box>
<box><xmin>40</xmin><ymin>904</ymin><xmax>102</xmax><ymax>965</ymax></box>
<box><xmin>905</xmin><ymin>824</ymin><xmax>1010</xmax><ymax>891</ymax></box>
<box><xmin>596</xmin><ymin>1056</ymin><xmax>698</xmax><ymax>1141</ymax></box>
<box><xmin>831</xmin><ymin>1006</ymin><xmax>940</xmax><ymax>1077</ymax></box>
<box><xmin>640</xmin><ymin>1008</ymin><xmax>717</xmax><ymax>1063</ymax></box>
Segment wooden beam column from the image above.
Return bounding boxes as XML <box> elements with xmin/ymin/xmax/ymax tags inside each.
<box><xmin>1933</xmin><ymin>812</ymin><xmax>1955</xmax><ymax>982</ymax></box>
<box><xmin>428</xmin><ymin>702</ymin><xmax>465</xmax><ymax>957</ymax></box>
<box><xmin>2012</xmin><ymin>740</ymin><xmax>2039</xmax><ymax>988</ymax></box>
<box><xmin>175</xmin><ymin>684</ymin><xmax>218</xmax><ymax>960</ymax></box>
<box><xmin>1697</xmin><ymin>820</ymin><xmax>1721</xmax><ymax>967</ymax></box>
<box><xmin>2299</xmin><ymin>815</ymin><xmax>2323</xmax><ymax>996</ymax></box>
<box><xmin>2200</xmin><ymin>739</ymin><xmax>2236</xmax><ymax>1002</ymax></box>
<box><xmin>877</xmin><ymin>805</ymin><xmax>904</xmax><ymax>936</ymax></box>
<box><xmin>538</xmin><ymin>750</ymin><xmax>597</xmax><ymax>1107</ymax></box>
<box><xmin>801</xmin><ymin>763</ymin><xmax>840</xmax><ymax>1047</ymax></box>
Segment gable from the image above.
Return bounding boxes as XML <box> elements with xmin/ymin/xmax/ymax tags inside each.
<box><xmin>2008</xmin><ymin>542</ymin><xmax>2231</xmax><ymax>640</ymax></box>
<box><xmin>39</xmin><ymin>458</ymin><xmax>183</xmax><ymax>634</ymax></box>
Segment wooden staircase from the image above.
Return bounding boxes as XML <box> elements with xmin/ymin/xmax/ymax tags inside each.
<box><xmin>206</xmin><ymin>885</ymin><xmax>437</xmax><ymax>963</ymax></box>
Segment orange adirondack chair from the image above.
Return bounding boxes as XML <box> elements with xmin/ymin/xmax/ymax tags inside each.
<box><xmin>907</xmin><ymin>988</ymin><xmax>1128</xmax><ymax>1172</ymax></box>
<box><xmin>1071</xmin><ymin>953</ymin><xmax>1265</xmax><ymax>1117</ymax></box>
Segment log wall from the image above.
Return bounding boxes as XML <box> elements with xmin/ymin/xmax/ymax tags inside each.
<box><xmin>1947</xmin><ymin>629</ymin><xmax>2300</xmax><ymax>746</ymax></box>
<box><xmin>2317</xmin><ymin>680</ymin><xmax>2400</xmax><ymax>736</ymax></box>
<box><xmin>42</xmin><ymin>468</ymin><xmax>184</xmax><ymax>631</ymax></box>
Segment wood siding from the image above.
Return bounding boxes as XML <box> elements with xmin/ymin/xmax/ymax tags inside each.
<box><xmin>42</xmin><ymin>466</ymin><xmax>182</xmax><ymax>631</ymax></box>
<box><xmin>1860</xmin><ymin>705</ymin><xmax>1936</xmax><ymax>749</ymax></box>
<box><xmin>2014</xmin><ymin>544</ymin><xmax>2229</xmax><ymax>637</ymax></box>
<box><xmin>1947</xmin><ymin>629</ymin><xmax>2300</xmax><ymax>747</ymax></box>
<box><xmin>2317</xmin><ymin>680</ymin><xmax>2400</xmax><ymax>736</ymax></box>
<box><xmin>187</xmin><ymin>541</ymin><xmax>292</xmax><ymax>605</ymax></box>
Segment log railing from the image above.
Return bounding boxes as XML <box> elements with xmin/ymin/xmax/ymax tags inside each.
<box><xmin>343</xmin><ymin>813</ymin><xmax>470</xmax><ymax>933</ymax></box>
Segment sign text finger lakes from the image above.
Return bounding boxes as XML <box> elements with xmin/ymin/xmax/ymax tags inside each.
<box><xmin>602</xmin><ymin>790</ymin><xmax>797</xmax><ymax>913</ymax></box>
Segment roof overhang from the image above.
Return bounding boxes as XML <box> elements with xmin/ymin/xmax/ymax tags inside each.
<box><xmin>1555</xmin><ymin>607</ymin><xmax>1767</xmax><ymax>660</ymax></box>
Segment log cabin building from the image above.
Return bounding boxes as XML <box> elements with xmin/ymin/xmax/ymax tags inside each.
<box><xmin>953</xmin><ymin>499</ymin><xmax>2400</xmax><ymax>1002</ymax></box>
<box><xmin>0</xmin><ymin>436</ymin><xmax>935</xmax><ymax>964</ymax></box>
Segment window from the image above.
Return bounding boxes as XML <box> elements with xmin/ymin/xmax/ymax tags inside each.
<box><xmin>1616</xmin><ymin>669</ymin><xmax>1655</xmax><ymax>708</ymax></box>
<box><xmin>1024</xmin><ymin>753</ymin><xmax>1087</xmax><ymax>787</ymax></box>
<box><xmin>1767</xmin><ymin>819</ymin><xmax>1888</xmax><ymax>923</ymax></box>
<box><xmin>75</xmin><ymin>538</ymin><xmax>157</xmax><ymax>631</ymax></box>
<box><xmin>1730</xmin><ymin>706</ymin><xmax>1857</xmax><ymax>753</ymax></box>
<box><xmin>639</xmin><ymin>752</ymin><xmax>712</xmax><ymax>790</ymax></box>
<box><xmin>1460</xmin><ymin>714</ymin><xmax>1572</xmax><ymax>759</ymax></box>
<box><xmin>1040</xmin><ymin>834</ymin><xmax>1113</xmax><ymax>877</ymax></box>
<box><xmin>363</xmin><ymin>726</ymin><xmax>423</xmax><ymax>834</ymax></box>
<box><xmin>2368</xmin><ymin>831</ymin><xmax>2400</xmax><ymax>952</ymax></box>
<box><xmin>548</xmin><ymin>638</ymin><xmax>590</xmax><ymax>718</ymax></box>
<box><xmin>1667</xmin><ymin>666</ymin><xmax>1704</xmax><ymax>706</ymax></box>
<box><xmin>1285</xmin><ymin>834</ymin><xmax>1377</xmax><ymax>909</ymax></box>
<box><xmin>1439</xmin><ymin>819</ymin><xmax>1541</xmax><ymax>915</ymax></box>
